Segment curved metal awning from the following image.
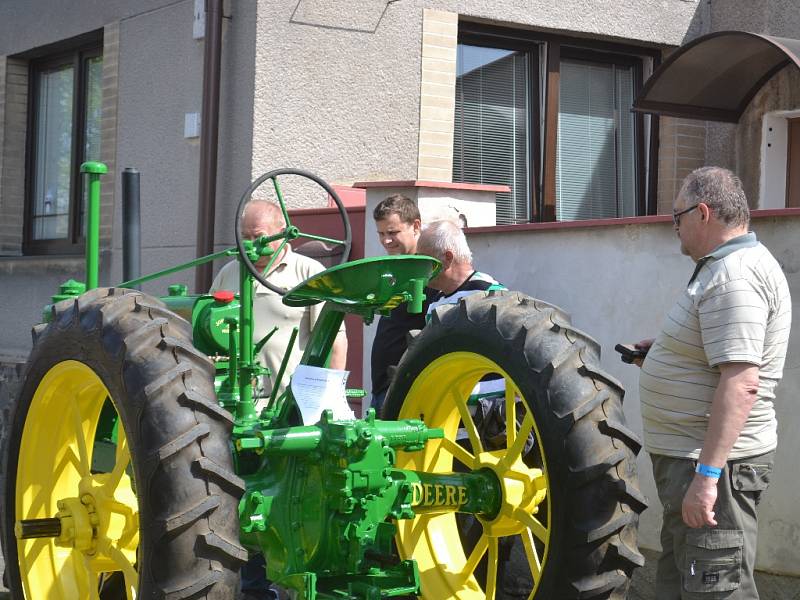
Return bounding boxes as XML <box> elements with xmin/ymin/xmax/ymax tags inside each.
<box><xmin>633</xmin><ymin>31</ymin><xmax>800</xmax><ymax>122</ymax></box>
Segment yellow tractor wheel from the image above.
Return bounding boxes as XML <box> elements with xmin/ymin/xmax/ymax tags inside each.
<box><xmin>1</xmin><ymin>288</ymin><xmax>246</xmax><ymax>599</ymax></box>
<box><xmin>384</xmin><ymin>291</ymin><xmax>647</xmax><ymax>599</ymax></box>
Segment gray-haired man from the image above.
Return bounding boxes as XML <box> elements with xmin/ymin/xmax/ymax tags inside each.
<box><xmin>635</xmin><ymin>167</ymin><xmax>791</xmax><ymax>599</ymax></box>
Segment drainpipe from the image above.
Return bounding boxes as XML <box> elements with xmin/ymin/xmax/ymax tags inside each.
<box><xmin>195</xmin><ymin>0</ymin><xmax>224</xmax><ymax>292</ymax></box>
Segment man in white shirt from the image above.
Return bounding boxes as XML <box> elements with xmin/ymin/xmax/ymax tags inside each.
<box><xmin>211</xmin><ymin>200</ymin><xmax>347</xmax><ymax>405</ymax></box>
<box><xmin>212</xmin><ymin>200</ymin><xmax>347</xmax><ymax>599</ymax></box>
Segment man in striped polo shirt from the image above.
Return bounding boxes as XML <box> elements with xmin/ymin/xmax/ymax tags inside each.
<box><xmin>637</xmin><ymin>167</ymin><xmax>791</xmax><ymax>599</ymax></box>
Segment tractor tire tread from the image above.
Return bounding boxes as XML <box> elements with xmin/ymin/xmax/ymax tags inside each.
<box><xmin>384</xmin><ymin>291</ymin><xmax>646</xmax><ymax>599</ymax></box>
<box><xmin>2</xmin><ymin>287</ymin><xmax>243</xmax><ymax>599</ymax></box>
<box><xmin>193</xmin><ymin>457</ymin><xmax>246</xmax><ymax>494</ymax></box>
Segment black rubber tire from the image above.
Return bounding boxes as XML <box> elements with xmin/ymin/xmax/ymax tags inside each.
<box><xmin>383</xmin><ymin>291</ymin><xmax>647</xmax><ymax>599</ymax></box>
<box><xmin>2</xmin><ymin>288</ymin><xmax>246</xmax><ymax>599</ymax></box>
<box><xmin>0</xmin><ymin>361</ymin><xmax>23</xmax><ymax>591</ymax></box>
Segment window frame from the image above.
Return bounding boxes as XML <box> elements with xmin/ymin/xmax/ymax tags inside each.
<box><xmin>456</xmin><ymin>21</ymin><xmax>661</xmax><ymax>223</ymax></box>
<box><xmin>23</xmin><ymin>40</ymin><xmax>103</xmax><ymax>256</ymax></box>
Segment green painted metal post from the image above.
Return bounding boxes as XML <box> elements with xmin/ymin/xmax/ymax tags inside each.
<box><xmin>237</xmin><ymin>260</ymin><xmax>258</xmax><ymax>422</ymax></box>
<box><xmin>81</xmin><ymin>161</ymin><xmax>108</xmax><ymax>290</ymax></box>
<box><xmin>408</xmin><ymin>277</ymin><xmax>426</xmax><ymax>314</ymax></box>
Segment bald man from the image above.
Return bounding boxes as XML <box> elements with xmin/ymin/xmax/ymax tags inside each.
<box><xmin>212</xmin><ymin>200</ymin><xmax>347</xmax><ymax>598</ymax></box>
<box><xmin>211</xmin><ymin>200</ymin><xmax>347</xmax><ymax>407</ymax></box>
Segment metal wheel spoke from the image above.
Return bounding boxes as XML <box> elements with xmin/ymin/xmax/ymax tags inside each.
<box><xmin>505</xmin><ymin>380</ymin><xmax>517</xmax><ymax>447</ymax></box>
<box><xmin>296</xmin><ymin>231</ymin><xmax>346</xmax><ymax>246</ymax></box>
<box><xmin>104</xmin><ymin>431</ymin><xmax>131</xmax><ymax>493</ymax></box>
<box><xmin>461</xmin><ymin>534</ymin><xmax>488</xmax><ymax>580</ymax></box>
<box><xmin>452</xmin><ymin>389</ymin><xmax>483</xmax><ymax>454</ymax></box>
<box><xmin>81</xmin><ymin>556</ymin><xmax>101</xmax><ymax>600</ymax></box>
<box><xmin>515</xmin><ymin>508</ymin><xmax>548</xmax><ymax>543</ymax></box>
<box><xmin>438</xmin><ymin>436</ymin><xmax>476</xmax><ymax>469</ymax></box>
<box><xmin>99</xmin><ymin>539</ymin><xmax>138</xmax><ymax>597</ymax></box>
<box><xmin>259</xmin><ymin>237</ymin><xmax>288</xmax><ymax>277</ymax></box>
<box><xmin>521</xmin><ymin>529</ymin><xmax>543</xmax><ymax>584</ymax></box>
<box><xmin>405</xmin><ymin>514</ymin><xmax>433</xmax><ymax>550</ymax></box>
<box><xmin>502</xmin><ymin>412</ymin><xmax>534</xmax><ymax>469</ymax></box>
<box><xmin>485</xmin><ymin>537</ymin><xmax>499</xmax><ymax>600</ymax></box>
<box><xmin>60</xmin><ymin>551</ymin><xmax>91</xmax><ymax>599</ymax></box>
<box><xmin>270</xmin><ymin>176</ymin><xmax>293</xmax><ymax>231</ymax></box>
<box><xmin>70</xmin><ymin>399</ymin><xmax>91</xmax><ymax>477</ymax></box>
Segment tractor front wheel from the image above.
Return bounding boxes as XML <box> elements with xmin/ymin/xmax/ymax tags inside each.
<box><xmin>384</xmin><ymin>291</ymin><xmax>647</xmax><ymax>599</ymax></box>
<box><xmin>2</xmin><ymin>288</ymin><xmax>246</xmax><ymax>599</ymax></box>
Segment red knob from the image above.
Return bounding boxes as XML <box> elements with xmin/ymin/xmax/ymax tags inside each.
<box><xmin>213</xmin><ymin>290</ymin><xmax>235</xmax><ymax>304</ymax></box>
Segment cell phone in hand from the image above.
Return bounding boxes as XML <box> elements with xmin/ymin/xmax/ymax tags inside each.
<box><xmin>614</xmin><ymin>343</ymin><xmax>648</xmax><ymax>364</ymax></box>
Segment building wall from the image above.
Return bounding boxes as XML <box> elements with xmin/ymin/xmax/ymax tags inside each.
<box><xmin>0</xmin><ymin>0</ymin><xmax>181</xmax><ymax>57</ymax></box>
<box><xmin>467</xmin><ymin>214</ymin><xmax>800</xmax><ymax>576</ymax></box>
<box><xmin>0</xmin><ymin>0</ymin><xmax>256</xmax><ymax>362</ymax></box>
<box><xmin>0</xmin><ymin>0</ymin><xmax>704</xmax><ymax>360</ymax></box>
<box><xmin>656</xmin><ymin>117</ymin><xmax>708</xmax><ymax>213</ymax></box>
<box><xmin>250</xmin><ymin>0</ymin><xmax>702</xmax><ymax>207</ymax></box>
<box><xmin>108</xmin><ymin>0</ymin><xmax>256</xmax><ymax>294</ymax></box>
<box><xmin>695</xmin><ymin>0</ymin><xmax>800</xmax><ymax>204</ymax></box>
<box><xmin>738</xmin><ymin>66</ymin><xmax>800</xmax><ymax>207</ymax></box>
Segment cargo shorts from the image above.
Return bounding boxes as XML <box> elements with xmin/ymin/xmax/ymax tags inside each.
<box><xmin>650</xmin><ymin>451</ymin><xmax>774</xmax><ymax>599</ymax></box>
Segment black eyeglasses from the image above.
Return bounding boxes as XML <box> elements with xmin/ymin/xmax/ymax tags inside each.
<box><xmin>672</xmin><ymin>204</ymin><xmax>699</xmax><ymax>227</ymax></box>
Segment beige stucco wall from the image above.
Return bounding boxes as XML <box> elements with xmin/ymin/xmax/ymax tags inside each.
<box><xmin>0</xmin><ymin>0</ymin><xmax>257</xmax><ymax>360</ymax></box>
<box><xmin>465</xmin><ymin>215</ymin><xmax>800</xmax><ymax>576</ymax></box>
<box><xmin>251</xmin><ymin>0</ymin><xmax>702</xmax><ymax>207</ymax></box>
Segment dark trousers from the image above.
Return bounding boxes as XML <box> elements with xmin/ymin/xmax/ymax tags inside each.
<box><xmin>240</xmin><ymin>553</ymin><xmax>276</xmax><ymax>599</ymax></box>
<box><xmin>651</xmin><ymin>451</ymin><xmax>774</xmax><ymax>599</ymax></box>
<box><xmin>371</xmin><ymin>388</ymin><xmax>387</xmax><ymax>416</ymax></box>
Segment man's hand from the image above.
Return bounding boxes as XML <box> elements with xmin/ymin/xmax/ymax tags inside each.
<box><xmin>633</xmin><ymin>338</ymin><xmax>654</xmax><ymax>367</ymax></box>
<box><xmin>682</xmin><ymin>473</ymin><xmax>719</xmax><ymax>528</ymax></box>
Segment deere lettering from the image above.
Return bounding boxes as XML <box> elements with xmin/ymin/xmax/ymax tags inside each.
<box><xmin>410</xmin><ymin>483</ymin><xmax>468</xmax><ymax>507</ymax></box>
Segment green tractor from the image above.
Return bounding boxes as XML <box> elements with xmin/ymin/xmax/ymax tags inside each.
<box><xmin>0</xmin><ymin>164</ymin><xmax>646</xmax><ymax>599</ymax></box>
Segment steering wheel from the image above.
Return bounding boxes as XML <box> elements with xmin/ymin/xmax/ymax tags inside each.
<box><xmin>235</xmin><ymin>168</ymin><xmax>352</xmax><ymax>295</ymax></box>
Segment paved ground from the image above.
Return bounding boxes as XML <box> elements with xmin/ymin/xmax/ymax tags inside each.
<box><xmin>1</xmin><ymin>547</ymin><xmax>797</xmax><ymax>598</ymax></box>
<box><xmin>630</xmin><ymin>548</ymin><xmax>800</xmax><ymax>600</ymax></box>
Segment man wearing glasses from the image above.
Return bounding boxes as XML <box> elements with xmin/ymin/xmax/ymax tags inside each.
<box><xmin>633</xmin><ymin>167</ymin><xmax>791</xmax><ymax>599</ymax></box>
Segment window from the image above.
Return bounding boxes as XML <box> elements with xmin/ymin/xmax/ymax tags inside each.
<box><xmin>453</xmin><ymin>26</ymin><xmax>656</xmax><ymax>224</ymax></box>
<box><xmin>556</xmin><ymin>55</ymin><xmax>637</xmax><ymax>220</ymax></box>
<box><xmin>25</xmin><ymin>43</ymin><xmax>103</xmax><ymax>254</ymax></box>
<box><xmin>454</xmin><ymin>46</ymin><xmax>530</xmax><ymax>223</ymax></box>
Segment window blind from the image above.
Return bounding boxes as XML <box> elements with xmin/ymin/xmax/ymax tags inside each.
<box><xmin>454</xmin><ymin>47</ymin><xmax>529</xmax><ymax>224</ymax></box>
<box><xmin>556</xmin><ymin>59</ymin><xmax>636</xmax><ymax>220</ymax></box>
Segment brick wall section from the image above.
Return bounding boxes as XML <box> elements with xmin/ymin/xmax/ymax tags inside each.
<box><xmin>0</xmin><ymin>58</ymin><xmax>28</xmax><ymax>256</ymax></box>
<box><xmin>417</xmin><ymin>9</ymin><xmax>457</xmax><ymax>182</ymax></box>
<box><xmin>656</xmin><ymin>117</ymin><xmax>707</xmax><ymax>213</ymax></box>
<box><xmin>99</xmin><ymin>22</ymin><xmax>120</xmax><ymax>247</ymax></box>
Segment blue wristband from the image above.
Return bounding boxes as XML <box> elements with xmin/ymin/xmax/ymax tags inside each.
<box><xmin>695</xmin><ymin>463</ymin><xmax>722</xmax><ymax>478</ymax></box>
